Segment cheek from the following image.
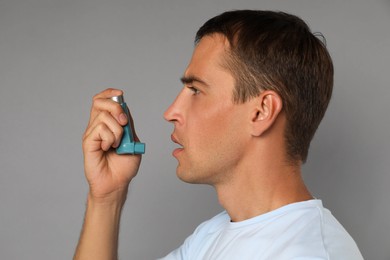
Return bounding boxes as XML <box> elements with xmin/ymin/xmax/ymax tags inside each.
<box><xmin>189</xmin><ymin>106</ymin><xmax>244</xmax><ymax>158</ymax></box>
<box><xmin>190</xmin><ymin>103</ymin><xmax>232</xmax><ymax>139</ymax></box>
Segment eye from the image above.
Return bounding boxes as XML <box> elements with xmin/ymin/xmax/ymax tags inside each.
<box><xmin>187</xmin><ymin>86</ymin><xmax>200</xmax><ymax>95</ymax></box>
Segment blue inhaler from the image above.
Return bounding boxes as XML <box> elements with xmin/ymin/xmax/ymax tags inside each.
<box><xmin>110</xmin><ymin>95</ymin><xmax>145</xmax><ymax>155</ymax></box>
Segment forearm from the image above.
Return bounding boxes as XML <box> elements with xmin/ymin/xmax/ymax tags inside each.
<box><xmin>74</xmin><ymin>192</ymin><xmax>127</xmax><ymax>260</ymax></box>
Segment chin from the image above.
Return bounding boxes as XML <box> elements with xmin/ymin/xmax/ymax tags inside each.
<box><xmin>176</xmin><ymin>169</ymin><xmax>198</xmax><ymax>184</ymax></box>
<box><xmin>176</xmin><ymin>166</ymin><xmax>215</xmax><ymax>185</ymax></box>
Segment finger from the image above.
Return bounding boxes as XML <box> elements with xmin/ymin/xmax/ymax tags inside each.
<box><xmin>88</xmin><ymin>97</ymin><xmax>128</xmax><ymax>129</ymax></box>
<box><xmin>93</xmin><ymin>88</ymin><xmax>123</xmax><ymax>100</ymax></box>
<box><xmin>88</xmin><ymin>88</ymin><xmax>124</xmax><ymax>126</ymax></box>
<box><xmin>84</xmin><ymin>111</ymin><xmax>124</xmax><ymax>148</ymax></box>
<box><xmin>83</xmin><ymin>122</ymin><xmax>116</xmax><ymax>153</ymax></box>
<box><xmin>125</xmin><ymin>106</ymin><xmax>141</xmax><ymax>142</ymax></box>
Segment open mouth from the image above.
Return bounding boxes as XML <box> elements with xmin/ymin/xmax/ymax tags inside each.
<box><xmin>171</xmin><ymin>134</ymin><xmax>184</xmax><ymax>157</ymax></box>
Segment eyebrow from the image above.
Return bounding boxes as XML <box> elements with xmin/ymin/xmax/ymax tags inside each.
<box><xmin>180</xmin><ymin>75</ymin><xmax>209</xmax><ymax>87</ymax></box>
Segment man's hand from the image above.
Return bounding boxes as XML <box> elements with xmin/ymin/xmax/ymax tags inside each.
<box><xmin>74</xmin><ymin>88</ymin><xmax>142</xmax><ymax>260</ymax></box>
<box><xmin>82</xmin><ymin>88</ymin><xmax>142</xmax><ymax>202</ymax></box>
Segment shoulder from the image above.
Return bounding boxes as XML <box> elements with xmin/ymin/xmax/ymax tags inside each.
<box><xmin>191</xmin><ymin>211</ymin><xmax>230</xmax><ymax>236</ymax></box>
<box><xmin>318</xmin><ymin>206</ymin><xmax>364</xmax><ymax>259</ymax></box>
<box><xmin>277</xmin><ymin>200</ymin><xmax>364</xmax><ymax>259</ymax></box>
<box><xmin>158</xmin><ymin>211</ymin><xmax>229</xmax><ymax>259</ymax></box>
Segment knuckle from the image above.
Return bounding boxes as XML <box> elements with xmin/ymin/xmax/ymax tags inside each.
<box><xmin>92</xmin><ymin>93</ymin><xmax>100</xmax><ymax>101</ymax></box>
<box><xmin>92</xmin><ymin>97</ymin><xmax>101</xmax><ymax>108</ymax></box>
<box><xmin>91</xmin><ymin>88</ymin><xmax>123</xmax><ymax>103</ymax></box>
<box><xmin>82</xmin><ymin>132</ymin><xmax>87</xmax><ymax>141</ymax></box>
<box><xmin>82</xmin><ymin>135</ymin><xmax>90</xmax><ymax>150</ymax></box>
<box><xmin>82</xmin><ymin>127</ymin><xmax>91</xmax><ymax>142</ymax></box>
<box><xmin>108</xmin><ymin>88</ymin><xmax>122</xmax><ymax>95</ymax></box>
<box><xmin>98</xmin><ymin>110</ymin><xmax>110</xmax><ymax>119</ymax></box>
<box><xmin>96</xmin><ymin>122</ymin><xmax>106</xmax><ymax>132</ymax></box>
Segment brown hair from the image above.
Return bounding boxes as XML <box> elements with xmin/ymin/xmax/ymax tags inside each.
<box><xmin>195</xmin><ymin>10</ymin><xmax>334</xmax><ymax>163</ymax></box>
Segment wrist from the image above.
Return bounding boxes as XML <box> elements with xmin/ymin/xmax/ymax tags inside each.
<box><xmin>87</xmin><ymin>187</ymin><xmax>128</xmax><ymax>209</ymax></box>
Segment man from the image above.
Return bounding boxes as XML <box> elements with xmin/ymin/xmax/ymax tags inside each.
<box><xmin>74</xmin><ymin>10</ymin><xmax>363</xmax><ymax>259</ymax></box>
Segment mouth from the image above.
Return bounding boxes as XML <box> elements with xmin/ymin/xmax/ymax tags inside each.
<box><xmin>171</xmin><ymin>134</ymin><xmax>184</xmax><ymax>157</ymax></box>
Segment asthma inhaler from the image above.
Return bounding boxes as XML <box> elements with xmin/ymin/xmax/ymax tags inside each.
<box><xmin>110</xmin><ymin>95</ymin><xmax>145</xmax><ymax>155</ymax></box>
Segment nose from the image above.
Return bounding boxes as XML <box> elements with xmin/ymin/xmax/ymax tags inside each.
<box><xmin>164</xmin><ymin>89</ymin><xmax>185</xmax><ymax>124</ymax></box>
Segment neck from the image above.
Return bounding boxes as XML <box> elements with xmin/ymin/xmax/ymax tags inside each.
<box><xmin>214</xmin><ymin>151</ymin><xmax>312</xmax><ymax>222</ymax></box>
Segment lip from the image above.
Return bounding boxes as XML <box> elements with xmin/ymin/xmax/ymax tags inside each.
<box><xmin>171</xmin><ymin>134</ymin><xmax>184</xmax><ymax>157</ymax></box>
<box><xmin>172</xmin><ymin>147</ymin><xmax>184</xmax><ymax>157</ymax></box>
<box><xmin>171</xmin><ymin>134</ymin><xmax>180</xmax><ymax>144</ymax></box>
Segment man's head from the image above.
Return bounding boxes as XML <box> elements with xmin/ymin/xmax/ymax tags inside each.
<box><xmin>195</xmin><ymin>10</ymin><xmax>334</xmax><ymax>163</ymax></box>
<box><xmin>165</xmin><ymin>10</ymin><xmax>333</xmax><ymax>184</ymax></box>
<box><xmin>165</xmin><ymin>34</ymin><xmax>252</xmax><ymax>184</ymax></box>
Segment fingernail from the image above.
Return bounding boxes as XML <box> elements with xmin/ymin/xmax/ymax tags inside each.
<box><xmin>119</xmin><ymin>113</ymin><xmax>128</xmax><ymax>124</ymax></box>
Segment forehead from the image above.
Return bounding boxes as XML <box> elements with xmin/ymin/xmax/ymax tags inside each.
<box><xmin>184</xmin><ymin>34</ymin><xmax>231</xmax><ymax>80</ymax></box>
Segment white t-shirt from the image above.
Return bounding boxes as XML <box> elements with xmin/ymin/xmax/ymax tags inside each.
<box><xmin>160</xmin><ymin>200</ymin><xmax>363</xmax><ymax>259</ymax></box>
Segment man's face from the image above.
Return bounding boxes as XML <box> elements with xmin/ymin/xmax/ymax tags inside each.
<box><xmin>164</xmin><ymin>34</ymin><xmax>252</xmax><ymax>185</ymax></box>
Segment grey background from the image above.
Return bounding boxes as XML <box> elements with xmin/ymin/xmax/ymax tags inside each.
<box><xmin>0</xmin><ymin>0</ymin><xmax>389</xmax><ymax>259</ymax></box>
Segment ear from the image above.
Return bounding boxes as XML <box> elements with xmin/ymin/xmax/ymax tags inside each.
<box><xmin>250</xmin><ymin>90</ymin><xmax>283</xmax><ymax>136</ymax></box>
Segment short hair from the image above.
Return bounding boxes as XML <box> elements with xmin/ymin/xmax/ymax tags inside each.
<box><xmin>195</xmin><ymin>10</ymin><xmax>334</xmax><ymax>163</ymax></box>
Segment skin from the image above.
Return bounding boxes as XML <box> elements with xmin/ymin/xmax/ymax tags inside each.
<box><xmin>74</xmin><ymin>33</ymin><xmax>312</xmax><ymax>259</ymax></box>
<box><xmin>165</xmin><ymin>35</ymin><xmax>252</xmax><ymax>185</ymax></box>
<box><xmin>164</xmin><ymin>34</ymin><xmax>312</xmax><ymax>221</ymax></box>
<box><xmin>74</xmin><ymin>88</ymin><xmax>141</xmax><ymax>260</ymax></box>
